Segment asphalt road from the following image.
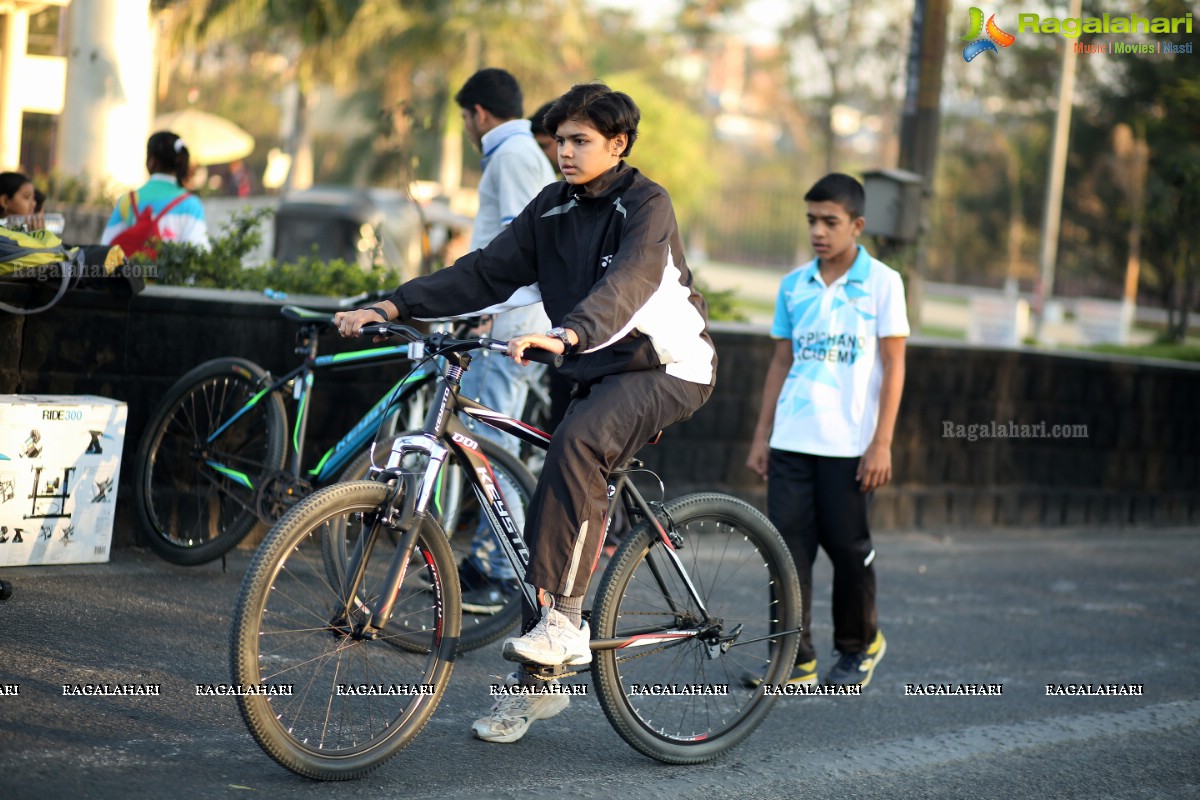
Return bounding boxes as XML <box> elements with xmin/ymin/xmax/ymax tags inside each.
<box><xmin>2</xmin><ymin>526</ymin><xmax>1198</xmax><ymax>800</ymax></box>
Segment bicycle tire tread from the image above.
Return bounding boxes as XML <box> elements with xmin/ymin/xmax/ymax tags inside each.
<box><xmin>230</xmin><ymin>480</ymin><xmax>459</xmax><ymax>780</ymax></box>
<box><xmin>335</xmin><ymin>438</ymin><xmax>535</xmax><ymax>652</ymax></box>
<box><xmin>135</xmin><ymin>357</ymin><xmax>287</xmax><ymax>565</ymax></box>
<box><xmin>591</xmin><ymin>492</ymin><xmax>801</xmax><ymax>764</ymax></box>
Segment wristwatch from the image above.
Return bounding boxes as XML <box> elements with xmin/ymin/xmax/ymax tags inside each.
<box><xmin>546</xmin><ymin>326</ymin><xmax>574</xmax><ymax>353</ymax></box>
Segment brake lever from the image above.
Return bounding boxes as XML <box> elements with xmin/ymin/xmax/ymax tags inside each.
<box><xmin>360</xmin><ymin>322</ymin><xmax>430</xmax><ymax>360</ymax></box>
<box><xmin>360</xmin><ymin>323</ymin><xmax>390</xmax><ymax>338</ymax></box>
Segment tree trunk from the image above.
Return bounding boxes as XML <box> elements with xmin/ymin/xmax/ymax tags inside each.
<box><xmin>283</xmin><ymin>84</ymin><xmax>313</xmax><ymax>191</ymax></box>
<box><xmin>437</xmin><ymin>29</ymin><xmax>479</xmax><ymax>196</ymax></box>
<box><xmin>1166</xmin><ymin>253</ymin><xmax>1187</xmax><ymax>344</ymax></box>
<box><xmin>1176</xmin><ymin>252</ymin><xmax>1195</xmax><ymax>343</ymax></box>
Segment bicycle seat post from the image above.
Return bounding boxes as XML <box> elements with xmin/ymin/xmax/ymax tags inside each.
<box><xmin>296</xmin><ymin>323</ymin><xmax>321</xmax><ymax>361</ymax></box>
<box><xmin>289</xmin><ymin>324</ymin><xmax>322</xmax><ymax>476</ymax></box>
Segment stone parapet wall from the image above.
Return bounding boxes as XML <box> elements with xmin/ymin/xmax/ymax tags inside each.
<box><xmin>2</xmin><ymin>283</ymin><xmax>1196</xmax><ymax>549</ymax></box>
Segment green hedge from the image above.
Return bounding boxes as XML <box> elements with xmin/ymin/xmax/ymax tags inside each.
<box><xmin>145</xmin><ymin>208</ymin><xmax>403</xmax><ymax>297</ymax></box>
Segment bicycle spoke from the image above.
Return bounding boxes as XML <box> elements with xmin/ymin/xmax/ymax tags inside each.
<box><xmin>593</xmin><ymin>493</ymin><xmax>801</xmax><ymax>763</ymax></box>
<box><xmin>231</xmin><ymin>482</ymin><xmax>459</xmax><ymax>778</ymax></box>
<box><xmin>140</xmin><ymin>365</ymin><xmax>284</xmax><ymax>563</ymax></box>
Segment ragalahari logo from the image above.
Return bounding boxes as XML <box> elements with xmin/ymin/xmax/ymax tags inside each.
<box><xmin>962</xmin><ymin>7</ymin><xmax>1017</xmax><ymax>61</ymax></box>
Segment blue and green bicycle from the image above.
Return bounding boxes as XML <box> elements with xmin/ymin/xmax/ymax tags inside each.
<box><xmin>132</xmin><ymin>304</ymin><xmax>543</xmax><ymax>650</ymax></box>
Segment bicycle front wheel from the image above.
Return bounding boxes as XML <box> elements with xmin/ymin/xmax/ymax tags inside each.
<box><xmin>134</xmin><ymin>358</ymin><xmax>287</xmax><ymax>565</ymax></box>
<box><xmin>332</xmin><ymin>438</ymin><xmax>535</xmax><ymax>652</ymax></box>
<box><xmin>591</xmin><ymin>492</ymin><xmax>801</xmax><ymax>764</ymax></box>
<box><xmin>230</xmin><ymin>480</ymin><xmax>459</xmax><ymax>781</ymax></box>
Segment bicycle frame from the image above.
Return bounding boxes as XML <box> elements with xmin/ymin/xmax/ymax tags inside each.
<box><xmin>232</xmin><ymin>328</ymin><xmax>803</xmax><ymax>777</ymax></box>
<box><xmin>344</xmin><ymin>345</ymin><xmax>719</xmax><ymax>657</ymax></box>
<box><xmin>203</xmin><ymin>327</ymin><xmax>437</xmax><ymax>493</ymax></box>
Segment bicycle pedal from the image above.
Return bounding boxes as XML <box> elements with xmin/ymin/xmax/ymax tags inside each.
<box><xmin>520</xmin><ymin>664</ymin><xmax>576</xmax><ymax>681</ymax></box>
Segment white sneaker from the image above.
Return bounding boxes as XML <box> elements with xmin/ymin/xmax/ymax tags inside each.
<box><xmin>472</xmin><ymin>672</ymin><xmax>570</xmax><ymax>743</ymax></box>
<box><xmin>501</xmin><ymin>605</ymin><xmax>592</xmax><ymax>666</ymax></box>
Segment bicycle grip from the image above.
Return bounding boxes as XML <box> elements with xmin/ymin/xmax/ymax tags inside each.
<box><xmin>361</xmin><ymin>322</ymin><xmax>423</xmax><ymax>341</ymax></box>
<box><xmin>359</xmin><ymin>323</ymin><xmax>387</xmax><ymax>338</ymax></box>
<box><xmin>521</xmin><ymin>347</ymin><xmax>563</xmax><ymax>368</ymax></box>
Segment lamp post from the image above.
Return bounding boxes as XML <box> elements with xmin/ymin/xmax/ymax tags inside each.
<box><xmin>1032</xmin><ymin>0</ymin><xmax>1083</xmax><ymax>342</ymax></box>
<box><xmin>896</xmin><ymin>0</ymin><xmax>951</xmax><ymax>331</ymax></box>
<box><xmin>1113</xmin><ymin>122</ymin><xmax>1148</xmax><ymax>346</ymax></box>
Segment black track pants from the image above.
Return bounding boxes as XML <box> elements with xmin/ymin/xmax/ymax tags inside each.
<box><xmin>767</xmin><ymin>450</ymin><xmax>877</xmax><ymax>663</ymax></box>
<box><xmin>523</xmin><ymin>368</ymin><xmax>711</xmax><ymax>605</ymax></box>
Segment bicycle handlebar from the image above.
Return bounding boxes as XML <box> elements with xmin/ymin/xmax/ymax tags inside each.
<box><xmin>360</xmin><ymin>322</ymin><xmax>563</xmax><ymax>367</ymax></box>
<box><xmin>359</xmin><ymin>321</ymin><xmax>422</xmax><ymax>341</ymax></box>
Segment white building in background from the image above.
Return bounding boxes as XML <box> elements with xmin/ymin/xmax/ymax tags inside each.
<box><xmin>0</xmin><ymin>0</ymin><xmax>69</xmax><ymax>170</ymax></box>
<box><xmin>0</xmin><ymin>0</ymin><xmax>153</xmax><ymax>188</ymax></box>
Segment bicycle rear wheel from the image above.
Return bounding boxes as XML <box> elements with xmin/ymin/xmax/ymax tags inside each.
<box><xmin>591</xmin><ymin>492</ymin><xmax>801</xmax><ymax>764</ymax></box>
<box><xmin>134</xmin><ymin>358</ymin><xmax>287</xmax><ymax>565</ymax></box>
<box><xmin>230</xmin><ymin>480</ymin><xmax>459</xmax><ymax>781</ymax></box>
<box><xmin>331</xmin><ymin>439</ymin><xmax>534</xmax><ymax>652</ymax></box>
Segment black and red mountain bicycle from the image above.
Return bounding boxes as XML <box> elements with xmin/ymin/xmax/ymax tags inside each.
<box><xmin>228</xmin><ymin>322</ymin><xmax>802</xmax><ymax>779</ymax></box>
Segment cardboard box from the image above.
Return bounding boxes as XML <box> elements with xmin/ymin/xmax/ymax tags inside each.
<box><xmin>0</xmin><ymin>395</ymin><xmax>127</xmax><ymax>566</ymax></box>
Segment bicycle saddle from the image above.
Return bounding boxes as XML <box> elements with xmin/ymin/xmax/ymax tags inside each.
<box><xmin>281</xmin><ymin>305</ymin><xmax>336</xmax><ymax>330</ymax></box>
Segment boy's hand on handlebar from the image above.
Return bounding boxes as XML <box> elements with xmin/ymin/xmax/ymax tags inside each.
<box><xmin>507</xmin><ymin>333</ymin><xmax>562</xmax><ymax>366</ymax></box>
<box><xmin>334</xmin><ymin>308</ymin><xmax>387</xmax><ymax>340</ymax></box>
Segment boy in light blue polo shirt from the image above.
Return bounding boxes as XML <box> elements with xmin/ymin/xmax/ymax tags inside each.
<box><xmin>744</xmin><ymin>173</ymin><xmax>909</xmax><ymax>689</ymax></box>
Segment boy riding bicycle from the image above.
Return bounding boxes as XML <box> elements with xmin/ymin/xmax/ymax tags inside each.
<box><xmin>335</xmin><ymin>82</ymin><xmax>716</xmax><ymax>743</ymax></box>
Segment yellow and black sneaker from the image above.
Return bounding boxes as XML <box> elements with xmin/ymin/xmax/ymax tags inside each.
<box><xmin>739</xmin><ymin>659</ymin><xmax>818</xmax><ymax>689</ymax></box>
<box><xmin>824</xmin><ymin>630</ymin><xmax>886</xmax><ymax>687</ymax></box>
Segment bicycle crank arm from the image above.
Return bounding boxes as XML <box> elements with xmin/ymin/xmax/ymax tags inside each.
<box><xmin>194</xmin><ymin>465</ymin><xmax>265</xmax><ymax>521</ymax></box>
<box><xmin>203</xmin><ymin>460</ymin><xmax>254</xmax><ymax>490</ymax></box>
